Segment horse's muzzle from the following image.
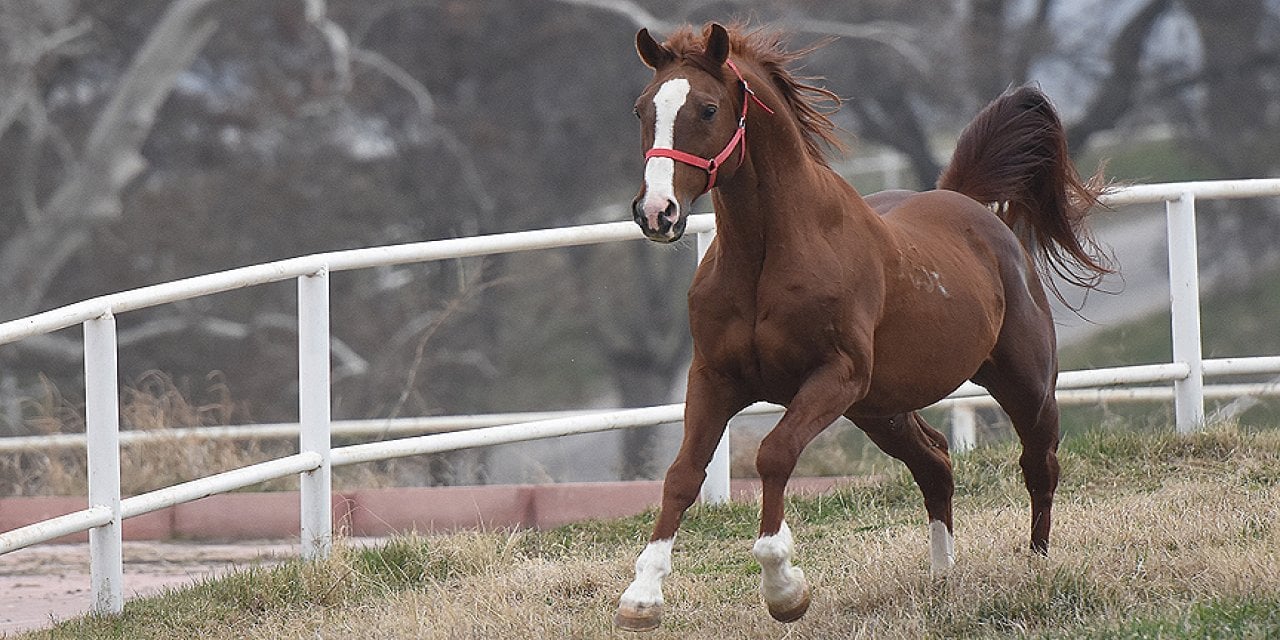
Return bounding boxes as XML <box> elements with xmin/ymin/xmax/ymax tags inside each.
<box><xmin>633</xmin><ymin>197</ymin><xmax>686</xmax><ymax>242</ymax></box>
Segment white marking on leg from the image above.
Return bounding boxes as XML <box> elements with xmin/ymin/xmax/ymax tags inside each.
<box><xmin>752</xmin><ymin>520</ymin><xmax>808</xmax><ymax>609</ymax></box>
<box><xmin>930</xmin><ymin>519</ymin><xmax>955</xmax><ymax>573</ymax></box>
<box><xmin>618</xmin><ymin>538</ymin><xmax>674</xmax><ymax>613</ymax></box>
<box><xmin>641</xmin><ymin>78</ymin><xmax>690</xmax><ymax>226</ymax></box>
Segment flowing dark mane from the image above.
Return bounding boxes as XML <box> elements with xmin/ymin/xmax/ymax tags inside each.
<box><xmin>662</xmin><ymin>24</ymin><xmax>844</xmax><ymax>164</ymax></box>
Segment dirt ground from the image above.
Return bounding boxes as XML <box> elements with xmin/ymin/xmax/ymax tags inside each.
<box><xmin>0</xmin><ymin>540</ymin><xmax>299</xmax><ymax>636</ymax></box>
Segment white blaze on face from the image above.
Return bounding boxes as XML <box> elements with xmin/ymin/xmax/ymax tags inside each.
<box><xmin>642</xmin><ymin>78</ymin><xmax>691</xmax><ymax>218</ymax></box>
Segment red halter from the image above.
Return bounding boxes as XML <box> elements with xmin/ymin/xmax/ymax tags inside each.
<box><xmin>644</xmin><ymin>59</ymin><xmax>774</xmax><ymax>193</ymax></box>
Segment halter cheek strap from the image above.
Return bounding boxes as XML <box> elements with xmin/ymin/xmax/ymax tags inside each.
<box><xmin>644</xmin><ymin>59</ymin><xmax>774</xmax><ymax>193</ymax></box>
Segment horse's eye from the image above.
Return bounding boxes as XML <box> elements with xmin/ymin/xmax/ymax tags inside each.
<box><xmin>700</xmin><ymin>105</ymin><xmax>718</xmax><ymax>121</ymax></box>
<box><xmin>633</xmin><ymin>106</ymin><xmax>641</xmax><ymax>119</ymax></box>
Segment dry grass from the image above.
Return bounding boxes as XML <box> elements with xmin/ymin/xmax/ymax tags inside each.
<box><xmin>0</xmin><ymin>373</ymin><xmax>411</xmax><ymax>497</ymax></box>
<box><xmin>22</xmin><ymin>422</ymin><xmax>1280</xmax><ymax>639</ymax></box>
<box><xmin>241</xmin><ymin>483</ymin><xmax>1280</xmax><ymax>639</ymax></box>
<box><xmin>0</xmin><ymin>373</ymin><xmax>298</xmax><ymax>496</ymax></box>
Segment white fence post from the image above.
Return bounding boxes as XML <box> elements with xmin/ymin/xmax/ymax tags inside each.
<box><xmin>950</xmin><ymin>404</ymin><xmax>976</xmax><ymax>453</ymax></box>
<box><xmin>1166</xmin><ymin>193</ymin><xmax>1205</xmax><ymax>433</ymax></box>
<box><xmin>696</xmin><ymin>228</ymin><xmax>732</xmax><ymax>505</ymax></box>
<box><xmin>298</xmin><ymin>268</ymin><xmax>333</xmax><ymax>559</ymax></box>
<box><xmin>85</xmin><ymin>312</ymin><xmax>123</xmax><ymax>614</ymax></box>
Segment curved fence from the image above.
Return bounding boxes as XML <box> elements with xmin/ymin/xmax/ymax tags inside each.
<box><xmin>1</xmin><ymin>178</ymin><xmax>1279</xmax><ymax>616</ymax></box>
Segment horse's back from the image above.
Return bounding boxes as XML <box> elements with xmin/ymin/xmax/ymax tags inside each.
<box><xmin>863</xmin><ymin>189</ymin><xmax>917</xmax><ymax>215</ymax></box>
<box><xmin>877</xmin><ymin>189</ymin><xmax>1035</xmax><ymax>279</ymax></box>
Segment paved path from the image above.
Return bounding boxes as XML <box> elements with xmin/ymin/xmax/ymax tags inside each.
<box><xmin>1054</xmin><ymin>203</ymin><xmax>1171</xmax><ymax>347</ymax></box>
<box><xmin>0</xmin><ymin>541</ymin><xmax>297</xmax><ymax>635</ymax></box>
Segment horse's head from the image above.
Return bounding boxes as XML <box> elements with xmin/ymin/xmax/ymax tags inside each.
<box><xmin>631</xmin><ymin>23</ymin><xmax>746</xmax><ymax>243</ymax></box>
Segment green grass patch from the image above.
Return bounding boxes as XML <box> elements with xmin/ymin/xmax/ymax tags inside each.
<box><xmin>1061</xmin><ymin>263</ymin><xmax>1280</xmax><ymax>371</ymax></box>
<box><xmin>1055</xmin><ymin>262</ymin><xmax>1280</xmax><ymax>435</ymax></box>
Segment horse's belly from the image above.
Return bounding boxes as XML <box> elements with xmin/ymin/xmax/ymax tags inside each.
<box><xmin>859</xmin><ymin>307</ymin><xmax>1002</xmax><ymax>413</ymax></box>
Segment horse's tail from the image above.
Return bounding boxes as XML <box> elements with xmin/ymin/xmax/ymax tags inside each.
<box><xmin>937</xmin><ymin>86</ymin><xmax>1114</xmax><ymax>300</ymax></box>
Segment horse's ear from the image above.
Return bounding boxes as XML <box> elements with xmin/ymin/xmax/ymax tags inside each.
<box><xmin>705</xmin><ymin>23</ymin><xmax>730</xmax><ymax>66</ymax></box>
<box><xmin>636</xmin><ymin>28</ymin><xmax>675</xmax><ymax>69</ymax></box>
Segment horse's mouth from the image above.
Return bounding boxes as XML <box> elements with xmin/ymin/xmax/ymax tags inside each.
<box><xmin>640</xmin><ymin>217</ymin><xmax>687</xmax><ymax>243</ymax></box>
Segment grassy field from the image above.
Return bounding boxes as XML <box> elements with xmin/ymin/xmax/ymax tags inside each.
<box><xmin>19</xmin><ymin>422</ymin><xmax>1280</xmax><ymax>639</ymax></box>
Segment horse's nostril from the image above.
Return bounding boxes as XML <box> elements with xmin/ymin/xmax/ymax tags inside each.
<box><xmin>663</xmin><ymin>200</ymin><xmax>678</xmax><ymax>222</ymax></box>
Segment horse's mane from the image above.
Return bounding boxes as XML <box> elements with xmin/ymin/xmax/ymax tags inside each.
<box><xmin>662</xmin><ymin>24</ymin><xmax>845</xmax><ymax>165</ymax></box>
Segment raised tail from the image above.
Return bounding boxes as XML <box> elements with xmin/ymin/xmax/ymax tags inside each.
<box><xmin>937</xmin><ymin>86</ymin><xmax>1114</xmax><ymax>300</ymax></box>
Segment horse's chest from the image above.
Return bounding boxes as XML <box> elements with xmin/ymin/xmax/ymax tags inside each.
<box><xmin>753</xmin><ymin>291</ymin><xmax>841</xmax><ymax>374</ymax></box>
<box><xmin>690</xmin><ymin>276</ymin><xmax>844</xmax><ymax>391</ymax></box>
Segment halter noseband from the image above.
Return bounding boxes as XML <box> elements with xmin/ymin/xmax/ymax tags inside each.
<box><xmin>644</xmin><ymin>59</ymin><xmax>774</xmax><ymax>194</ymax></box>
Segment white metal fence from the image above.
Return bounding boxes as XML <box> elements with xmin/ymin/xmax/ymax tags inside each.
<box><xmin>1</xmin><ymin>179</ymin><xmax>1279</xmax><ymax>616</ymax></box>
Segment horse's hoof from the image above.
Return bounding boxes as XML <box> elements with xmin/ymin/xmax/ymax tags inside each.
<box><xmin>613</xmin><ymin>604</ymin><xmax>662</xmax><ymax>632</ymax></box>
<box><xmin>766</xmin><ymin>583</ymin><xmax>811</xmax><ymax>623</ymax></box>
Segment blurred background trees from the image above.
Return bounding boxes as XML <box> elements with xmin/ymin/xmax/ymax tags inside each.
<box><xmin>0</xmin><ymin>0</ymin><xmax>1277</xmax><ymax>482</ymax></box>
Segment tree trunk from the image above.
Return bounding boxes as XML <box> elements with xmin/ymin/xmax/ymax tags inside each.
<box><xmin>0</xmin><ymin>0</ymin><xmax>229</xmax><ymax>320</ymax></box>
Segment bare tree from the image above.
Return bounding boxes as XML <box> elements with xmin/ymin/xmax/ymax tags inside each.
<box><xmin>1179</xmin><ymin>0</ymin><xmax>1280</xmax><ymax>268</ymax></box>
<box><xmin>0</xmin><ymin>0</ymin><xmax>231</xmax><ymax>321</ymax></box>
<box><xmin>3</xmin><ymin>0</ymin><xmax>1276</xmax><ymax>477</ymax></box>
<box><xmin>1065</xmin><ymin>0</ymin><xmax>1175</xmax><ymax>152</ymax></box>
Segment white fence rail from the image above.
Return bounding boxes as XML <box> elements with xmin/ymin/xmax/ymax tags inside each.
<box><xmin>1</xmin><ymin>179</ymin><xmax>1279</xmax><ymax>616</ymax></box>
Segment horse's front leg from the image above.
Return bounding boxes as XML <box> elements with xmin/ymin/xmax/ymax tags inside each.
<box><xmin>754</xmin><ymin>359</ymin><xmax>865</xmax><ymax>623</ymax></box>
<box><xmin>614</xmin><ymin>364</ymin><xmax>747</xmax><ymax>632</ymax></box>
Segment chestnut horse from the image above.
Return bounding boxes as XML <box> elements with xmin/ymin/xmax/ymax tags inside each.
<box><xmin>614</xmin><ymin>23</ymin><xmax>1112</xmax><ymax>631</ymax></box>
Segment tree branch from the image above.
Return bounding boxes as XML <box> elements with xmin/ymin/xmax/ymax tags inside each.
<box><xmin>303</xmin><ymin>0</ymin><xmax>352</xmax><ymax>93</ymax></box>
<box><xmin>552</xmin><ymin>0</ymin><xmax>672</xmax><ymax>32</ymax></box>
<box><xmin>348</xmin><ymin>44</ymin><xmax>496</xmax><ymax>217</ymax></box>
<box><xmin>0</xmin><ymin>0</ymin><xmax>231</xmax><ymax>320</ymax></box>
<box><xmin>780</xmin><ymin>18</ymin><xmax>928</xmax><ymax>76</ymax></box>
<box><xmin>1065</xmin><ymin>0</ymin><xmax>1174</xmax><ymax>151</ymax></box>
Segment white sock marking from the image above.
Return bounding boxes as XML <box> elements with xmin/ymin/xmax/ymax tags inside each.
<box><xmin>619</xmin><ymin>538</ymin><xmax>674</xmax><ymax>610</ymax></box>
<box><xmin>930</xmin><ymin>519</ymin><xmax>955</xmax><ymax>573</ymax></box>
<box><xmin>753</xmin><ymin>520</ymin><xmax>808</xmax><ymax>607</ymax></box>
<box><xmin>642</xmin><ymin>78</ymin><xmax>690</xmax><ymax>221</ymax></box>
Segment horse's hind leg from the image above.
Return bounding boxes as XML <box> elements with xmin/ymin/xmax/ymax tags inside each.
<box><xmin>1020</xmin><ymin>400</ymin><xmax>1059</xmax><ymax>554</ymax></box>
<box><xmin>973</xmin><ymin>333</ymin><xmax>1060</xmax><ymax>554</ymax></box>
<box><xmin>982</xmin><ymin>374</ymin><xmax>1059</xmax><ymax>553</ymax></box>
<box><xmin>855</xmin><ymin>411</ymin><xmax>955</xmax><ymax>571</ymax></box>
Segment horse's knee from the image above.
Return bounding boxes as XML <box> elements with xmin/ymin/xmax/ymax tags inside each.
<box><xmin>660</xmin><ymin>462</ymin><xmax>705</xmax><ymax>510</ymax></box>
<box><xmin>755</xmin><ymin>438</ymin><xmax>799</xmax><ymax>481</ymax></box>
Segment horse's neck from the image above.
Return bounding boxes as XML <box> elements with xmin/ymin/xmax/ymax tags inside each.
<box><xmin>710</xmin><ymin>142</ymin><xmax>875</xmax><ymax>273</ymax></box>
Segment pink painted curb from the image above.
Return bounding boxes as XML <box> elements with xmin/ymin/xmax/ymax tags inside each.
<box><xmin>0</xmin><ymin>477</ymin><xmax>858</xmax><ymax>543</ymax></box>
